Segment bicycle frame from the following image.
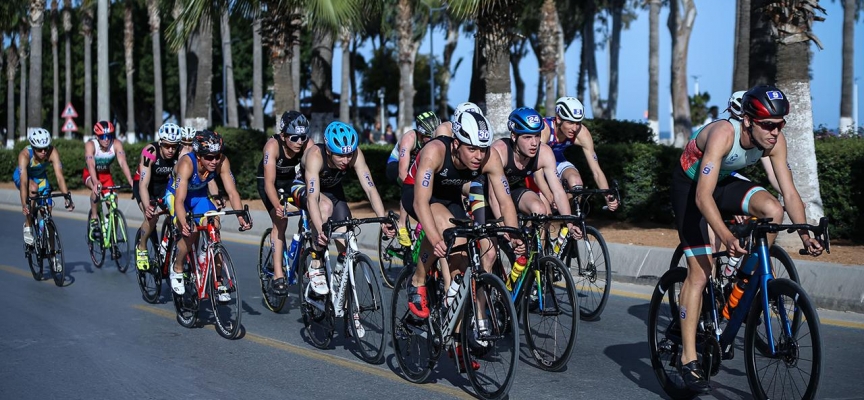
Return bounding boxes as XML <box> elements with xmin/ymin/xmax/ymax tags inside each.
<box><xmin>189</xmin><ymin>212</ymin><xmax>227</xmax><ymax>301</ymax></box>
<box><xmin>94</xmin><ymin>187</ymin><xmax>127</xmax><ymax>248</ymax></box>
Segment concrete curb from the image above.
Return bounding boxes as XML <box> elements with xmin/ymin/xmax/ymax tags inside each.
<box><xmin>3</xmin><ymin>188</ymin><xmax>863</xmax><ymax>313</ymax></box>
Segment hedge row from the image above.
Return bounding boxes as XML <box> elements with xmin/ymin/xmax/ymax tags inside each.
<box><xmin>1</xmin><ymin>127</ymin><xmax>860</xmax><ymax>241</ymax></box>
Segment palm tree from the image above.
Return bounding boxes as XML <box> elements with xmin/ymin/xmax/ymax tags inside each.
<box><xmin>123</xmin><ymin>0</ymin><xmax>135</xmax><ymax>139</ymax></box>
<box><xmin>538</xmin><ymin>0</ymin><xmax>559</xmax><ymax>115</ymax></box>
<box><xmin>82</xmin><ymin>3</ymin><xmax>94</xmax><ymax>132</ymax></box>
<box><xmin>838</xmin><ymin>0</ymin><xmax>860</xmax><ymax>133</ymax></box>
<box><xmin>220</xmin><ymin>9</ymin><xmax>238</xmax><ymax>127</ymax></box>
<box><xmin>511</xmin><ymin>36</ymin><xmax>529</xmax><ymax>108</ymax></box>
<box><xmin>27</xmin><ymin>0</ymin><xmax>46</xmax><ymax>129</ymax></box>
<box><xmin>6</xmin><ymin>45</ymin><xmax>18</xmax><ymax>142</ymax></box>
<box><xmin>668</xmin><ymin>0</ymin><xmax>695</xmax><ymax>148</ymax></box>
<box><xmin>260</xmin><ymin>6</ymin><xmax>296</xmax><ymax>118</ymax></box>
<box><xmin>581</xmin><ymin>1</ymin><xmax>605</xmax><ymax>119</ymax></box>
<box><xmin>172</xmin><ymin>2</ymin><xmax>187</xmax><ymax>123</ymax></box>
<box><xmin>732</xmin><ymin>0</ymin><xmax>750</xmax><ymax>92</ymax></box>
<box><xmin>97</xmin><ymin>0</ymin><xmax>110</xmax><ymax>121</ymax></box>
<box><xmin>309</xmin><ymin>29</ymin><xmax>334</xmax><ymax>136</ymax></box>
<box><xmin>647</xmin><ymin>0</ymin><xmax>660</xmax><ymax>141</ymax></box>
<box><xmin>252</xmin><ymin>16</ymin><xmax>263</xmax><ymax>131</ymax></box>
<box><xmin>395</xmin><ymin>0</ymin><xmax>420</xmax><ymax>133</ymax></box>
<box><xmin>62</xmin><ymin>0</ymin><xmax>71</xmax><ymax>138</ymax></box>
<box><xmin>147</xmin><ymin>0</ymin><xmax>163</xmax><ymax>130</ymax></box>
<box><xmin>439</xmin><ymin>13</ymin><xmax>460</xmax><ymax>119</ymax></box>
<box><xmin>339</xmin><ymin>26</ymin><xmax>351</xmax><ymax>123</ymax></box>
<box><xmin>188</xmin><ymin>17</ymin><xmax>214</xmax><ymax>125</ymax></box>
<box><xmin>18</xmin><ymin>24</ymin><xmax>28</xmax><ymax>140</ymax></box>
<box><xmin>51</xmin><ymin>1</ymin><xmax>59</xmax><ymax>138</ymax></box>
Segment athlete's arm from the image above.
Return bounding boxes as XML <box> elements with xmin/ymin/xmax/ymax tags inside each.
<box><xmin>537</xmin><ymin>144</ymin><xmax>572</xmax><ymax>216</ymax></box>
<box><xmin>484</xmin><ymin>149</ymin><xmax>524</xmax><ymax>254</ymax></box>
<box><xmin>17</xmin><ymin>149</ymin><xmax>31</xmax><ymax>212</ymax></box>
<box><xmin>173</xmin><ymin>157</ymin><xmax>193</xmax><ymax>236</ymax></box>
<box><xmin>138</xmin><ymin>145</ymin><xmax>156</xmax><ymax>215</ymax></box>
<box><xmin>413</xmin><ymin>140</ymin><xmax>445</xmax><ymax>247</ymax></box>
<box><xmin>84</xmin><ymin>141</ymin><xmax>100</xmax><ymax>194</ymax></box>
<box><xmin>765</xmin><ymin>134</ymin><xmax>820</xmax><ymax>252</ymax></box>
<box><xmin>575</xmin><ymin>126</ymin><xmax>617</xmax><ymax>210</ymax></box>
<box><xmin>261</xmin><ymin>138</ymin><xmax>283</xmax><ymax>216</ymax></box>
<box><xmin>433</xmin><ymin>121</ymin><xmax>453</xmax><ymax>138</ymax></box>
<box><xmin>217</xmin><ymin>156</ymin><xmax>251</xmax><ymax>229</ymax></box>
<box><xmin>302</xmin><ymin>146</ymin><xmax>326</xmax><ymax>242</ymax></box>
<box><xmin>114</xmin><ymin>140</ymin><xmax>134</xmax><ymax>186</ymax></box>
<box><xmin>49</xmin><ymin>149</ymin><xmax>73</xmax><ymax>210</ymax></box>
<box><xmin>397</xmin><ymin>131</ymin><xmax>416</xmax><ymax>182</ymax></box>
<box><xmin>353</xmin><ymin>148</ymin><xmax>389</xmax><ymax>219</ymax></box>
<box><xmin>539</xmin><ymin>119</ymin><xmax>553</xmax><ymax>144</ymax></box>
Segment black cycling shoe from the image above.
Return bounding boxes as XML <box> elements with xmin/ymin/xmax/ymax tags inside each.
<box><xmin>272</xmin><ymin>277</ymin><xmax>288</xmax><ymax>296</ymax></box>
<box><xmin>679</xmin><ymin>360</ymin><xmax>711</xmax><ymax>394</ymax></box>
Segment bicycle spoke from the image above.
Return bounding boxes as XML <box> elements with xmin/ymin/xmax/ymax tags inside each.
<box><xmin>348</xmin><ymin>254</ymin><xmax>386</xmax><ymax>364</ymax></box>
<box><xmin>210</xmin><ymin>245</ymin><xmax>242</xmax><ymax>339</ymax></box>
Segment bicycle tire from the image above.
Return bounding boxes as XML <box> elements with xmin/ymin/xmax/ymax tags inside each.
<box><xmin>462</xmin><ymin>272</ymin><xmax>519</xmax><ymax>400</ymax></box>
<box><xmin>377</xmin><ymin>226</ymin><xmax>403</xmax><ymax>289</ymax></box>
<box><xmin>134</xmin><ymin>228</ymin><xmax>161</xmax><ymax>304</ymax></box>
<box><xmin>744</xmin><ymin>278</ymin><xmax>822</xmax><ymax>400</ymax></box>
<box><xmin>173</xmin><ymin>257</ymin><xmax>199</xmax><ymax>329</ymax></box>
<box><xmin>45</xmin><ymin>220</ymin><xmax>65</xmax><ymax>287</ymax></box>
<box><xmin>563</xmin><ymin>225</ymin><xmax>611</xmax><ymax>321</ymax></box>
<box><xmin>390</xmin><ymin>264</ymin><xmax>435</xmax><ymax>383</ymax></box>
<box><xmin>348</xmin><ymin>253</ymin><xmax>386</xmax><ymax>364</ymax></box>
<box><xmin>110</xmin><ymin>210</ymin><xmax>131</xmax><ymax>273</ymax></box>
<box><xmin>647</xmin><ymin>267</ymin><xmax>699</xmax><ymax>400</ymax></box>
<box><xmin>258</xmin><ymin>228</ymin><xmax>287</xmax><ymax>313</ymax></box>
<box><xmin>87</xmin><ymin>218</ymin><xmax>106</xmax><ymax>268</ymax></box>
<box><xmin>297</xmin><ymin>248</ymin><xmax>334</xmax><ymax>348</ymax></box>
<box><xmin>210</xmin><ymin>244</ymin><xmax>242</xmax><ymax>339</ymax></box>
<box><xmin>26</xmin><ymin>224</ymin><xmax>44</xmax><ymax>281</ymax></box>
<box><xmin>521</xmin><ymin>256</ymin><xmax>579</xmax><ymax>372</ymax></box>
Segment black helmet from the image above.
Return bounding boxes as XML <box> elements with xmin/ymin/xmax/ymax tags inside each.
<box><xmin>742</xmin><ymin>85</ymin><xmax>790</xmax><ymax>119</ymax></box>
<box><xmin>415</xmin><ymin>111</ymin><xmax>441</xmax><ymax>137</ymax></box>
<box><xmin>193</xmin><ymin>129</ymin><xmax>224</xmax><ymax>155</ymax></box>
<box><xmin>278</xmin><ymin>110</ymin><xmax>309</xmax><ymax>136</ymax></box>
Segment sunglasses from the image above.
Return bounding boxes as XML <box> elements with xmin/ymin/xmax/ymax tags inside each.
<box><xmin>752</xmin><ymin>119</ymin><xmax>786</xmax><ymax>131</ymax></box>
<box><xmin>285</xmin><ymin>134</ymin><xmax>308</xmax><ymax>143</ymax></box>
<box><xmin>161</xmin><ymin>143</ymin><xmax>179</xmax><ymax>150</ymax></box>
<box><xmin>201</xmin><ymin>153</ymin><xmax>221</xmax><ymax>161</ymax></box>
<box><xmin>33</xmin><ymin>147</ymin><xmax>50</xmax><ymax>153</ymax></box>
<box><xmin>96</xmin><ymin>134</ymin><xmax>114</xmax><ymax>141</ymax></box>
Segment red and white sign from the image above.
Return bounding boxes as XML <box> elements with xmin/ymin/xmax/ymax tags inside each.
<box><xmin>62</xmin><ymin>118</ymin><xmax>79</xmax><ymax>133</ymax></box>
<box><xmin>61</xmin><ymin>102</ymin><xmax>78</xmax><ymax>118</ymax></box>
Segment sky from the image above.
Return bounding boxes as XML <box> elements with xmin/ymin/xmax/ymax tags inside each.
<box><xmin>333</xmin><ymin>0</ymin><xmax>864</xmax><ymax>134</ymax></box>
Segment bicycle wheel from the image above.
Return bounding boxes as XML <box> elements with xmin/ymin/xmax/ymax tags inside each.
<box><xmin>744</xmin><ymin>278</ymin><xmax>821</xmax><ymax>400</ymax></box>
<box><xmin>173</xmin><ymin>258</ymin><xmax>199</xmax><ymax>329</ymax></box>
<box><xmin>462</xmin><ymin>272</ymin><xmax>519</xmax><ymax>399</ymax></box>
<box><xmin>209</xmin><ymin>244</ymin><xmax>242</xmax><ymax>339</ymax></box>
<box><xmin>87</xmin><ymin>219</ymin><xmax>105</xmax><ymax>268</ymax></box>
<box><xmin>297</xmin><ymin>248</ymin><xmax>334</xmax><ymax>348</ymax></box>
<box><xmin>45</xmin><ymin>220</ymin><xmax>65</xmax><ymax>287</ymax></box>
<box><xmin>258</xmin><ymin>228</ymin><xmax>287</xmax><ymax>313</ymax></box>
<box><xmin>347</xmin><ymin>253</ymin><xmax>386</xmax><ymax>364</ymax></box>
<box><xmin>377</xmin><ymin>226</ymin><xmax>404</xmax><ymax>289</ymax></box>
<box><xmin>134</xmin><ymin>228</ymin><xmax>161</xmax><ymax>303</ymax></box>
<box><xmin>563</xmin><ymin>226</ymin><xmax>611</xmax><ymax>321</ymax></box>
<box><xmin>390</xmin><ymin>264</ymin><xmax>435</xmax><ymax>383</ymax></box>
<box><xmin>647</xmin><ymin>267</ymin><xmax>699</xmax><ymax>399</ymax></box>
<box><xmin>521</xmin><ymin>256</ymin><xmax>579</xmax><ymax>371</ymax></box>
<box><xmin>110</xmin><ymin>210</ymin><xmax>131</xmax><ymax>272</ymax></box>
<box><xmin>26</xmin><ymin>225</ymin><xmax>44</xmax><ymax>281</ymax></box>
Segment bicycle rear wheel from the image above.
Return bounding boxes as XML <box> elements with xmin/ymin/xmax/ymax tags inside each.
<box><xmin>390</xmin><ymin>264</ymin><xmax>435</xmax><ymax>383</ymax></box>
<box><xmin>87</xmin><ymin>219</ymin><xmax>105</xmax><ymax>268</ymax></box>
<box><xmin>210</xmin><ymin>244</ymin><xmax>242</xmax><ymax>339</ymax></box>
<box><xmin>110</xmin><ymin>210</ymin><xmax>131</xmax><ymax>272</ymax></box>
<box><xmin>522</xmin><ymin>256</ymin><xmax>578</xmax><ymax>371</ymax></box>
<box><xmin>745</xmin><ymin>278</ymin><xmax>822</xmax><ymax>400</ymax></box>
<box><xmin>563</xmin><ymin>226</ymin><xmax>611</xmax><ymax>321</ymax></box>
<box><xmin>134</xmin><ymin>228</ymin><xmax>161</xmax><ymax>303</ymax></box>
<box><xmin>45</xmin><ymin>220</ymin><xmax>65</xmax><ymax>287</ymax></box>
<box><xmin>377</xmin><ymin>226</ymin><xmax>404</xmax><ymax>289</ymax></box>
<box><xmin>348</xmin><ymin>253</ymin><xmax>386</xmax><ymax>364</ymax></box>
<box><xmin>297</xmin><ymin>248</ymin><xmax>334</xmax><ymax>348</ymax></box>
<box><xmin>173</xmin><ymin>258</ymin><xmax>199</xmax><ymax>329</ymax></box>
<box><xmin>258</xmin><ymin>228</ymin><xmax>287</xmax><ymax>313</ymax></box>
<box><xmin>647</xmin><ymin>267</ymin><xmax>699</xmax><ymax>399</ymax></box>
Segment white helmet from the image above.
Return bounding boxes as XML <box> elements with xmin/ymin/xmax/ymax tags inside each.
<box><xmin>157</xmin><ymin>122</ymin><xmax>182</xmax><ymax>143</ymax></box>
<box><xmin>452</xmin><ymin>102</ymin><xmax>483</xmax><ymax>122</ymax></box>
<box><xmin>452</xmin><ymin>110</ymin><xmax>493</xmax><ymax>148</ymax></box>
<box><xmin>555</xmin><ymin>97</ymin><xmax>585</xmax><ymax>122</ymax></box>
<box><xmin>181</xmin><ymin>126</ymin><xmax>197</xmax><ymax>143</ymax></box>
<box><xmin>727</xmin><ymin>90</ymin><xmax>747</xmax><ymax>119</ymax></box>
<box><xmin>27</xmin><ymin>127</ymin><xmax>52</xmax><ymax>149</ymax></box>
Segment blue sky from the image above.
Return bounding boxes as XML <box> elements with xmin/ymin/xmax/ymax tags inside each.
<box><xmin>335</xmin><ymin>1</ymin><xmax>863</xmax><ymax>133</ymax></box>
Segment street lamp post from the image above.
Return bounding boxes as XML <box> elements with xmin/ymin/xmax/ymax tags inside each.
<box><xmin>427</xmin><ymin>3</ymin><xmax>447</xmax><ymax>114</ymax></box>
<box><xmin>378</xmin><ymin>88</ymin><xmax>385</xmax><ymax>137</ymax></box>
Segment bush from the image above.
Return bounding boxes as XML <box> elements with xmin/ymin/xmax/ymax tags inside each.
<box><xmin>583</xmin><ymin>119</ymin><xmax>656</xmax><ymax>145</ymax></box>
<box><xmin>814</xmin><ymin>136</ymin><xmax>864</xmax><ymax>242</ymax></box>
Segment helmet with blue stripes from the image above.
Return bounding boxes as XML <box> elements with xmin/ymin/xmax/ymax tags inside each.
<box><xmin>508</xmin><ymin>107</ymin><xmax>544</xmax><ymax>135</ymax></box>
<box><xmin>324</xmin><ymin>121</ymin><xmax>359</xmax><ymax>155</ymax></box>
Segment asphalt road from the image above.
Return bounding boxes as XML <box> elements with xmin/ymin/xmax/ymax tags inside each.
<box><xmin>2</xmin><ymin>208</ymin><xmax>862</xmax><ymax>400</ymax></box>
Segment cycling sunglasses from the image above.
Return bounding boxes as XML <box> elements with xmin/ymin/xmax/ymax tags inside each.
<box><xmin>161</xmin><ymin>143</ymin><xmax>179</xmax><ymax>150</ymax></box>
<box><xmin>96</xmin><ymin>134</ymin><xmax>115</xmax><ymax>141</ymax></box>
<box><xmin>752</xmin><ymin>119</ymin><xmax>786</xmax><ymax>132</ymax></box>
<box><xmin>284</xmin><ymin>134</ymin><xmax>308</xmax><ymax>143</ymax></box>
<box><xmin>201</xmin><ymin>153</ymin><xmax>221</xmax><ymax>161</ymax></box>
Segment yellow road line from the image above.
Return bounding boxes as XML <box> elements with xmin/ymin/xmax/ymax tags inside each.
<box><xmin>132</xmin><ymin>304</ymin><xmax>472</xmax><ymax>399</ymax></box>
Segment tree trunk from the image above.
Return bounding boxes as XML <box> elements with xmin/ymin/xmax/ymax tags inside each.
<box><xmin>51</xmin><ymin>4</ymin><xmax>59</xmax><ymax>138</ymax></box>
<box><xmin>607</xmin><ymin>0</ymin><xmax>624</xmax><ymax>119</ymax></box>
<box><xmin>252</xmin><ymin>17</ymin><xmax>263</xmax><ymax>131</ymax></box>
<box><xmin>732</xmin><ymin>0</ymin><xmax>750</xmax><ymax>92</ymax></box>
<box><xmin>468</xmin><ymin>37</ymin><xmax>486</xmax><ymax>108</ymax></box>
<box><xmin>28</xmin><ymin>0</ymin><xmax>46</xmax><ymax>129</ymax></box>
<box><xmin>556</xmin><ymin>26</ymin><xmax>566</xmax><ymax>98</ymax></box>
<box><xmin>63</xmin><ymin>0</ymin><xmax>72</xmax><ymax>138</ymax></box>
<box><xmin>173</xmin><ymin>3</ymin><xmax>187</xmax><ymax>123</ymax></box>
<box><xmin>291</xmin><ymin>10</ymin><xmax>302</xmax><ymax>110</ymax></box>
<box><xmin>187</xmin><ymin>18</ymin><xmax>213</xmax><ymax>126</ymax></box>
<box><xmin>83</xmin><ymin>8</ymin><xmax>92</xmax><ymax>134</ymax></box>
<box><xmin>583</xmin><ymin>1</ymin><xmax>607</xmax><ymax>119</ymax></box>
<box><xmin>510</xmin><ymin>38</ymin><xmax>527</xmax><ymax>109</ymax></box>
<box><xmin>577</xmin><ymin>34</ymin><xmax>586</xmax><ymax>101</ymax></box>
<box><xmin>350</xmin><ymin>38</ymin><xmax>360</xmax><ymax>127</ymax></box>
<box><xmin>309</xmin><ymin>29</ymin><xmax>334</xmax><ymax>141</ymax></box>
<box><xmin>97</xmin><ymin>0</ymin><xmax>110</xmax><ymax>121</ymax></box>
<box><xmin>339</xmin><ymin>27</ymin><xmax>351</xmax><ymax>123</ymax></box>
<box><xmin>648</xmin><ymin>0</ymin><xmax>660</xmax><ymax>141</ymax></box>
<box><xmin>748</xmin><ymin>0</ymin><xmax>775</xmax><ymax>88</ymax></box>
<box><xmin>124</xmin><ymin>0</ymin><xmax>136</xmax><ymax>139</ymax></box>
<box><xmin>148</xmin><ymin>0</ymin><xmax>163</xmax><ymax>130</ymax></box>
<box><xmin>668</xmin><ymin>0</ymin><xmax>696</xmax><ymax>148</ymax></box>
<box><xmin>19</xmin><ymin>28</ymin><xmax>28</xmax><ymax>141</ymax></box>
<box><xmin>838</xmin><ymin>0</ymin><xmax>854</xmax><ymax>133</ymax></box>
<box><xmin>267</xmin><ymin>13</ymin><xmax>293</xmax><ymax>118</ymax></box>
<box><xmin>6</xmin><ymin>47</ymin><xmax>17</xmax><ymax>143</ymax></box>
<box><xmin>439</xmin><ymin>16</ymin><xmax>459</xmax><ymax>120</ymax></box>
<box><xmin>220</xmin><ymin>10</ymin><xmax>238</xmax><ymax>128</ymax></box>
<box><xmin>539</xmin><ymin>0</ymin><xmax>559</xmax><ymax>116</ymax></box>
<box><xmin>396</xmin><ymin>0</ymin><xmax>417</xmax><ymax>134</ymax></box>
<box><xmin>478</xmin><ymin>0</ymin><xmax>520</xmax><ymax>138</ymax></box>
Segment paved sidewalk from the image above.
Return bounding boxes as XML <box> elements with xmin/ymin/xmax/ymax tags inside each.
<box><xmin>2</xmin><ymin>187</ymin><xmax>862</xmax><ymax>313</ymax></box>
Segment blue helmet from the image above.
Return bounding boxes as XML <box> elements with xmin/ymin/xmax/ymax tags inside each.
<box><xmin>508</xmin><ymin>107</ymin><xmax>544</xmax><ymax>135</ymax></box>
<box><xmin>324</xmin><ymin>121</ymin><xmax>359</xmax><ymax>155</ymax></box>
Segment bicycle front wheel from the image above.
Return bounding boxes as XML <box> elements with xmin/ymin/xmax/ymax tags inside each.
<box><xmin>521</xmin><ymin>256</ymin><xmax>578</xmax><ymax>371</ymax></box>
<box><xmin>389</xmin><ymin>264</ymin><xmax>435</xmax><ymax>383</ymax></box>
<box><xmin>564</xmin><ymin>226</ymin><xmax>611</xmax><ymax>321</ymax></box>
<box><xmin>258</xmin><ymin>228</ymin><xmax>287</xmax><ymax>313</ymax></box>
<box><xmin>297</xmin><ymin>248</ymin><xmax>334</xmax><ymax>349</ymax></box>
<box><xmin>462</xmin><ymin>273</ymin><xmax>519</xmax><ymax>400</ymax></box>
<box><xmin>647</xmin><ymin>267</ymin><xmax>697</xmax><ymax>399</ymax></box>
<box><xmin>26</xmin><ymin>226</ymin><xmax>44</xmax><ymax>281</ymax></box>
<box><xmin>377</xmin><ymin>225</ymin><xmax>404</xmax><ymax>289</ymax></box>
<box><xmin>134</xmin><ymin>228</ymin><xmax>161</xmax><ymax>303</ymax></box>
<box><xmin>87</xmin><ymin>219</ymin><xmax>105</xmax><ymax>268</ymax></box>
<box><xmin>210</xmin><ymin>244</ymin><xmax>242</xmax><ymax>339</ymax></box>
<box><xmin>109</xmin><ymin>210</ymin><xmax>131</xmax><ymax>273</ymax></box>
<box><xmin>46</xmin><ymin>220</ymin><xmax>65</xmax><ymax>287</ymax></box>
<box><xmin>745</xmin><ymin>278</ymin><xmax>822</xmax><ymax>400</ymax></box>
<box><xmin>348</xmin><ymin>253</ymin><xmax>386</xmax><ymax>364</ymax></box>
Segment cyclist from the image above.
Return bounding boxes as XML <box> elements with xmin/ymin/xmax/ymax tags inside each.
<box><xmin>257</xmin><ymin>111</ymin><xmax>313</xmax><ymax>295</ymax></box>
<box><xmin>14</xmin><ymin>128</ymin><xmax>74</xmax><ymax>250</ymax></box>
<box><xmin>291</xmin><ymin>121</ymin><xmax>395</xmax><ymax>296</ymax></box>
<box><xmin>84</xmin><ymin>121</ymin><xmax>135</xmax><ymax>241</ymax></box>
<box><xmin>132</xmin><ymin>122</ymin><xmax>183</xmax><ymax>270</ymax></box>
<box><xmin>670</xmin><ymin>84</ymin><xmax>823</xmax><ymax>393</ymax></box>
<box><xmin>488</xmin><ymin>107</ymin><xmax>578</xmax><ymax>236</ymax></box>
<box><xmin>180</xmin><ymin>126</ymin><xmax>196</xmax><ymax>156</ymax></box>
<box><xmin>434</xmin><ymin>101</ymin><xmax>482</xmax><ymax>138</ymax></box>
<box><xmin>166</xmin><ymin>129</ymin><xmax>252</xmax><ymax>300</ymax></box>
<box><xmin>386</xmin><ymin>111</ymin><xmax>441</xmax><ymax>247</ymax></box>
<box><xmin>538</xmin><ymin>97</ymin><xmax>618</xmax><ymax>212</ymax></box>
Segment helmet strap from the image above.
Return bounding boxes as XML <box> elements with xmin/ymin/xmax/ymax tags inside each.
<box><xmin>743</xmin><ymin>118</ymin><xmax>765</xmax><ymax>152</ymax></box>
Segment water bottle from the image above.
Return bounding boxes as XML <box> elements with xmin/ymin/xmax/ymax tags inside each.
<box><xmin>722</xmin><ymin>278</ymin><xmax>748</xmax><ymax>319</ymax></box>
<box><xmin>723</xmin><ymin>256</ymin><xmax>741</xmax><ymax>277</ymax></box>
<box><xmin>506</xmin><ymin>255</ymin><xmax>528</xmax><ymax>291</ymax></box>
<box><xmin>553</xmin><ymin>227</ymin><xmax>569</xmax><ymax>254</ymax></box>
<box><xmin>158</xmin><ymin>235</ymin><xmax>169</xmax><ymax>259</ymax></box>
<box><xmin>285</xmin><ymin>234</ymin><xmax>300</xmax><ymax>284</ymax></box>
<box><xmin>197</xmin><ymin>248</ymin><xmax>207</xmax><ymax>271</ymax></box>
<box><xmin>446</xmin><ymin>275</ymin><xmax>462</xmax><ymax>307</ymax></box>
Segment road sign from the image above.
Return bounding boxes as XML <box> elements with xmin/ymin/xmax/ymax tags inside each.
<box><xmin>61</xmin><ymin>102</ymin><xmax>78</xmax><ymax>119</ymax></box>
<box><xmin>62</xmin><ymin>118</ymin><xmax>79</xmax><ymax>133</ymax></box>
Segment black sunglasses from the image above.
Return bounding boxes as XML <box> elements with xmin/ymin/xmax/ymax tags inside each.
<box><xmin>752</xmin><ymin>119</ymin><xmax>786</xmax><ymax>132</ymax></box>
<box><xmin>161</xmin><ymin>143</ymin><xmax>179</xmax><ymax>150</ymax></box>
<box><xmin>285</xmin><ymin>134</ymin><xmax>308</xmax><ymax>143</ymax></box>
<box><xmin>96</xmin><ymin>134</ymin><xmax>114</xmax><ymax>141</ymax></box>
<box><xmin>201</xmin><ymin>153</ymin><xmax>221</xmax><ymax>161</ymax></box>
